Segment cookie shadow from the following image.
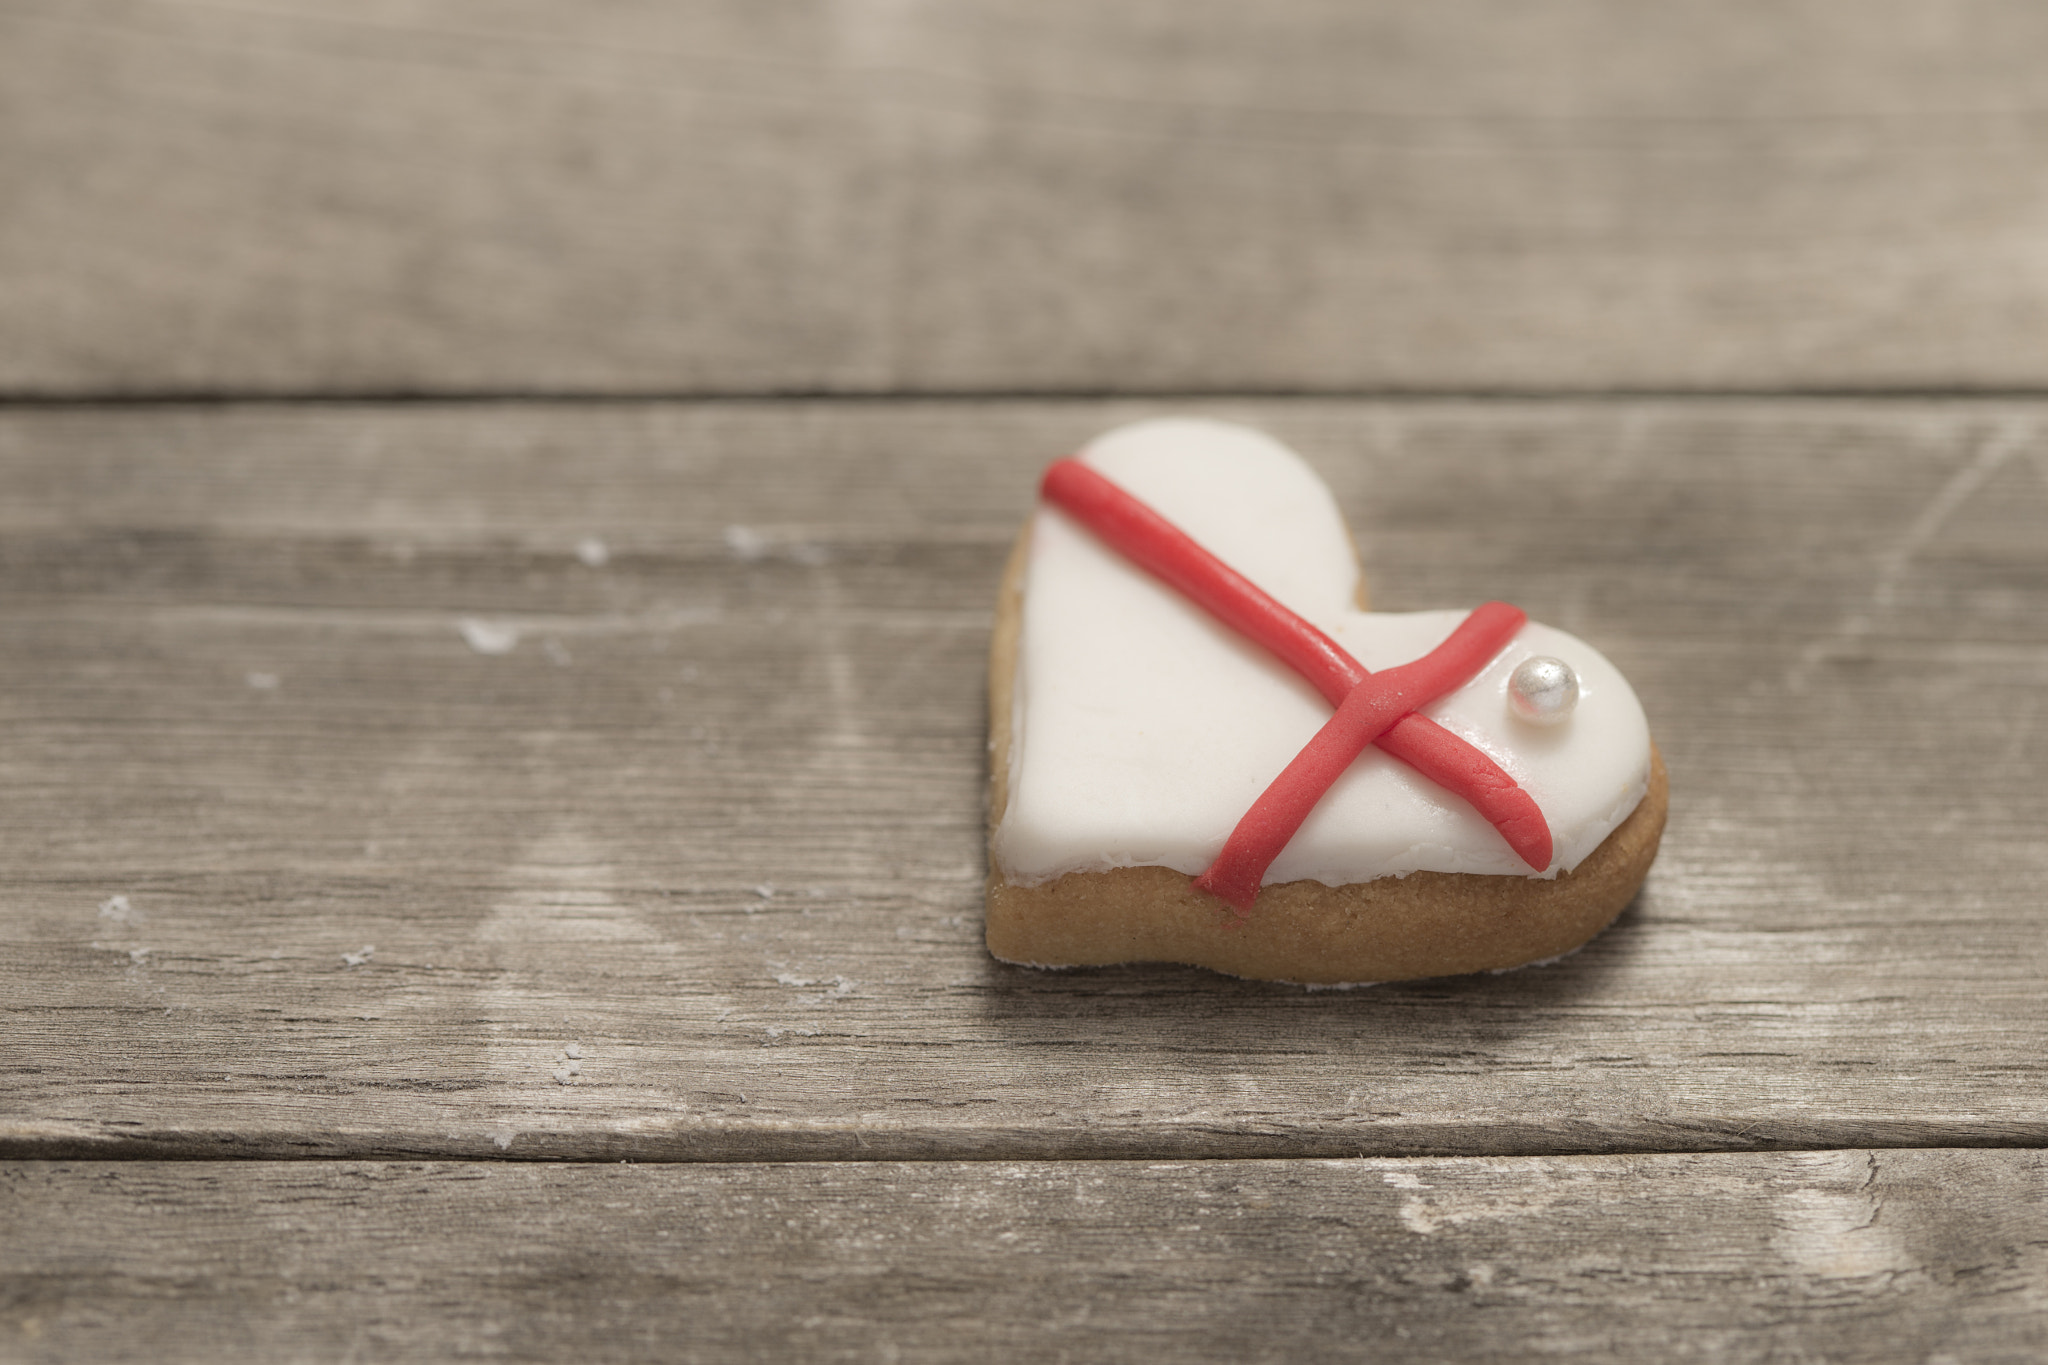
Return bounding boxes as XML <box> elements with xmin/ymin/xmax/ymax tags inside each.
<box><xmin>970</xmin><ymin>891</ymin><xmax>1654</xmax><ymax>1065</ymax></box>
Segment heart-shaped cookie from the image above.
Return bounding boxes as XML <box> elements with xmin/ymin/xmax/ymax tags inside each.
<box><xmin>986</xmin><ymin>418</ymin><xmax>1666</xmax><ymax>983</ymax></box>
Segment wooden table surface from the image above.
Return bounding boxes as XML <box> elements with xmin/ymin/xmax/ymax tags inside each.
<box><xmin>5</xmin><ymin>4</ymin><xmax>2047</xmax><ymax>1361</ymax></box>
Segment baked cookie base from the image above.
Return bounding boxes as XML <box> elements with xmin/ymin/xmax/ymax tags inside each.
<box><xmin>986</xmin><ymin>525</ymin><xmax>1668</xmax><ymax>984</ymax></box>
<box><xmin>987</xmin><ymin>750</ymin><xmax>1665</xmax><ymax>984</ymax></box>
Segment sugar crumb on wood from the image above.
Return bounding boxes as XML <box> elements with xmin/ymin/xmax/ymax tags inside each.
<box><xmin>458</xmin><ymin>618</ymin><xmax>521</xmax><ymax>655</ymax></box>
<box><xmin>724</xmin><ymin>523</ymin><xmax>829</xmax><ymax>566</ymax></box>
<box><xmin>98</xmin><ymin>894</ymin><xmax>143</xmax><ymax>923</ymax></box>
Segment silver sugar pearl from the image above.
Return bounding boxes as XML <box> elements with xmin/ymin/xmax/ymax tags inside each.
<box><xmin>1508</xmin><ymin>656</ymin><xmax>1579</xmax><ymax>726</ymax></box>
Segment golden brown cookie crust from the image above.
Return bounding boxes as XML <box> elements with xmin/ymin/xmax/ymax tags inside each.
<box><xmin>986</xmin><ymin>525</ymin><xmax>1667</xmax><ymax>984</ymax></box>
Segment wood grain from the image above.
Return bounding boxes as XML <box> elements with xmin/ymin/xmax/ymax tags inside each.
<box><xmin>6</xmin><ymin>2</ymin><xmax>2048</xmax><ymax>395</ymax></box>
<box><xmin>4</xmin><ymin>399</ymin><xmax>2045</xmax><ymax>1161</ymax></box>
<box><xmin>4</xmin><ymin>1151</ymin><xmax>2045</xmax><ymax>1362</ymax></box>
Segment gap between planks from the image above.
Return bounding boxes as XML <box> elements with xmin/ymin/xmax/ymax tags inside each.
<box><xmin>13</xmin><ymin>1130</ymin><xmax>2048</xmax><ymax>1167</ymax></box>
<box><xmin>14</xmin><ymin>385</ymin><xmax>2048</xmax><ymax>408</ymax></box>
<box><xmin>3</xmin><ymin>1142</ymin><xmax>2048</xmax><ymax>1174</ymax></box>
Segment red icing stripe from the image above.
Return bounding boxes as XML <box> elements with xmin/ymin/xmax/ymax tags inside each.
<box><xmin>1191</xmin><ymin>602</ymin><xmax>1526</xmax><ymax>910</ymax></box>
<box><xmin>1038</xmin><ymin>458</ymin><xmax>1553</xmax><ymax>905</ymax></box>
<box><xmin>1041</xmin><ymin>459</ymin><xmax>1365</xmax><ymax>706</ymax></box>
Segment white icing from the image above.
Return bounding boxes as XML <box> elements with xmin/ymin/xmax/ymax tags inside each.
<box><xmin>994</xmin><ymin>418</ymin><xmax>1653</xmax><ymax>887</ymax></box>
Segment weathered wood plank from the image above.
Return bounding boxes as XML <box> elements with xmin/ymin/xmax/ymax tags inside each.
<box><xmin>3</xmin><ymin>399</ymin><xmax>2047</xmax><ymax>1160</ymax></box>
<box><xmin>3</xmin><ymin>1151</ymin><xmax>2045</xmax><ymax>1363</ymax></box>
<box><xmin>6</xmin><ymin>3</ymin><xmax>2048</xmax><ymax>394</ymax></box>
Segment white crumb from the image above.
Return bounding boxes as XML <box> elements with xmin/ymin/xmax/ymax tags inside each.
<box><xmin>245</xmin><ymin>672</ymin><xmax>280</xmax><ymax>690</ymax></box>
<box><xmin>342</xmin><ymin>946</ymin><xmax>375</xmax><ymax>967</ymax></box>
<box><xmin>563</xmin><ymin>1043</ymin><xmax>583</xmax><ymax>1059</ymax></box>
<box><xmin>489</xmin><ymin>1129</ymin><xmax>516</xmax><ymax>1151</ymax></box>
<box><xmin>458</xmin><ymin>619</ymin><xmax>520</xmax><ymax>655</ymax></box>
<box><xmin>752</xmin><ymin>884</ymin><xmax>775</xmax><ymax>900</ymax></box>
<box><xmin>575</xmin><ymin>536</ymin><xmax>610</xmax><ymax>567</ymax></box>
<box><xmin>772</xmin><ymin>971</ymin><xmax>810</xmax><ymax>987</ymax></box>
<box><xmin>722</xmin><ymin>524</ymin><xmax>829</xmax><ymax>564</ymax></box>
<box><xmin>128</xmin><ymin>948</ymin><xmax>150</xmax><ymax>964</ymax></box>
<box><xmin>565</xmin><ymin>1059</ymin><xmax>582</xmax><ymax>1076</ymax></box>
<box><xmin>724</xmin><ymin>525</ymin><xmax>770</xmax><ymax>561</ymax></box>
<box><xmin>98</xmin><ymin>895</ymin><xmax>142</xmax><ymax>923</ymax></box>
<box><xmin>551</xmin><ymin>1067</ymin><xmax>576</xmax><ymax>1084</ymax></box>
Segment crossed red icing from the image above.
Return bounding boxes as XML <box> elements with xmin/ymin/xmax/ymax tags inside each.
<box><xmin>1039</xmin><ymin>458</ymin><xmax>1554</xmax><ymax>913</ymax></box>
